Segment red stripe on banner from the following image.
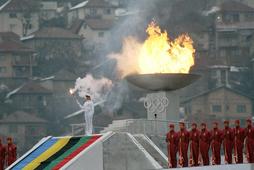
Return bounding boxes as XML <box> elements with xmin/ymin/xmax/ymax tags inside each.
<box><xmin>52</xmin><ymin>135</ymin><xmax>101</xmax><ymax>170</ymax></box>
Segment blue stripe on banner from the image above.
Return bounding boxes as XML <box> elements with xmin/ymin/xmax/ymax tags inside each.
<box><xmin>11</xmin><ymin>138</ymin><xmax>58</xmax><ymax>170</ymax></box>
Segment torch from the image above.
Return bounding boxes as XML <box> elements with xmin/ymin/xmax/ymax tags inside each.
<box><xmin>69</xmin><ymin>88</ymin><xmax>78</xmax><ymax>102</ymax></box>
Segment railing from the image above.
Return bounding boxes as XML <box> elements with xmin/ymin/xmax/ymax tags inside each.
<box><xmin>125</xmin><ymin>119</ymin><xmax>190</xmax><ymax>137</ymax></box>
<box><xmin>70</xmin><ymin>123</ymin><xmax>105</xmax><ymax>136</ymax></box>
<box><xmin>70</xmin><ymin>119</ymin><xmax>190</xmax><ymax>137</ymax></box>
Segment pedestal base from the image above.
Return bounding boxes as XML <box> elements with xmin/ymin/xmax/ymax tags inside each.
<box><xmin>144</xmin><ymin>91</ymin><xmax>180</xmax><ymax>121</ymax></box>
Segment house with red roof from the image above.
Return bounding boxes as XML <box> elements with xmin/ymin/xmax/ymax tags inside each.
<box><xmin>10</xmin><ymin>81</ymin><xmax>53</xmax><ymax>113</ymax></box>
<box><xmin>0</xmin><ymin>0</ymin><xmax>40</xmax><ymax>37</ymax></box>
<box><xmin>70</xmin><ymin>18</ymin><xmax>114</xmax><ymax>46</ymax></box>
<box><xmin>68</xmin><ymin>0</ymin><xmax>116</xmax><ymax>25</ymax></box>
<box><xmin>0</xmin><ymin>32</ymin><xmax>36</xmax><ymax>78</ymax></box>
<box><xmin>21</xmin><ymin>27</ymin><xmax>82</xmax><ymax>56</ymax></box>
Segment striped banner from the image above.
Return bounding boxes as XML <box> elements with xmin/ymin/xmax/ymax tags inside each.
<box><xmin>10</xmin><ymin>135</ymin><xmax>102</xmax><ymax>170</ymax></box>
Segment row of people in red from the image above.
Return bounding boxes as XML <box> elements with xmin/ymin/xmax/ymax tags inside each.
<box><xmin>0</xmin><ymin>137</ymin><xmax>17</xmax><ymax>170</ymax></box>
<box><xmin>166</xmin><ymin>119</ymin><xmax>254</xmax><ymax>168</ymax></box>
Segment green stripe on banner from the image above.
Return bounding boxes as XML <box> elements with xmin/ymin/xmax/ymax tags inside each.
<box><xmin>42</xmin><ymin>136</ymin><xmax>91</xmax><ymax>170</ymax></box>
<box><xmin>35</xmin><ymin>137</ymin><xmax>81</xmax><ymax>170</ymax></box>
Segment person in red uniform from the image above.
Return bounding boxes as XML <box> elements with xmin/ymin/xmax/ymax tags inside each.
<box><xmin>233</xmin><ymin>120</ymin><xmax>245</xmax><ymax>164</ymax></box>
<box><xmin>189</xmin><ymin>123</ymin><xmax>200</xmax><ymax>166</ymax></box>
<box><xmin>210</xmin><ymin>122</ymin><xmax>222</xmax><ymax>165</ymax></box>
<box><xmin>0</xmin><ymin>138</ymin><xmax>5</xmax><ymax>170</ymax></box>
<box><xmin>245</xmin><ymin>119</ymin><xmax>254</xmax><ymax>163</ymax></box>
<box><xmin>222</xmin><ymin>120</ymin><xmax>234</xmax><ymax>164</ymax></box>
<box><xmin>199</xmin><ymin>123</ymin><xmax>211</xmax><ymax>166</ymax></box>
<box><xmin>177</xmin><ymin>121</ymin><xmax>189</xmax><ymax>167</ymax></box>
<box><xmin>6</xmin><ymin>137</ymin><xmax>16</xmax><ymax>166</ymax></box>
<box><xmin>166</xmin><ymin>124</ymin><xmax>178</xmax><ymax>168</ymax></box>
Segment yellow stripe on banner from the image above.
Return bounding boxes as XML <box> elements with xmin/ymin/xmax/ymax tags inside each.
<box><xmin>23</xmin><ymin>137</ymin><xmax>71</xmax><ymax>170</ymax></box>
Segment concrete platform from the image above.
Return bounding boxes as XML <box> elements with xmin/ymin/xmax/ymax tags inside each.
<box><xmin>7</xmin><ymin>132</ymin><xmax>254</xmax><ymax>170</ymax></box>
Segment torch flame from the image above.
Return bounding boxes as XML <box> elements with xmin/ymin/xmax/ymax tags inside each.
<box><xmin>69</xmin><ymin>88</ymin><xmax>75</xmax><ymax>95</ymax></box>
<box><xmin>110</xmin><ymin>21</ymin><xmax>195</xmax><ymax>77</ymax></box>
<box><xmin>139</xmin><ymin>21</ymin><xmax>195</xmax><ymax>74</ymax></box>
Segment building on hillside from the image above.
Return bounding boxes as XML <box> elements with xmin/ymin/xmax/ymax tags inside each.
<box><xmin>10</xmin><ymin>81</ymin><xmax>53</xmax><ymax>114</ymax></box>
<box><xmin>68</xmin><ymin>0</ymin><xmax>116</xmax><ymax>26</ymax></box>
<box><xmin>21</xmin><ymin>27</ymin><xmax>82</xmax><ymax>56</ymax></box>
<box><xmin>39</xmin><ymin>69</ymin><xmax>77</xmax><ymax>96</ymax></box>
<box><xmin>206</xmin><ymin>1</ymin><xmax>254</xmax><ymax>89</ymax></box>
<box><xmin>0</xmin><ymin>0</ymin><xmax>40</xmax><ymax>37</ymax></box>
<box><xmin>40</xmin><ymin>0</ymin><xmax>59</xmax><ymax>21</ymax></box>
<box><xmin>182</xmin><ymin>86</ymin><xmax>253</xmax><ymax>125</ymax></box>
<box><xmin>39</xmin><ymin>69</ymin><xmax>78</xmax><ymax>116</ymax></box>
<box><xmin>0</xmin><ymin>32</ymin><xmax>36</xmax><ymax>78</ymax></box>
<box><xmin>213</xmin><ymin>1</ymin><xmax>254</xmax><ymax>65</ymax></box>
<box><xmin>0</xmin><ymin>111</ymin><xmax>47</xmax><ymax>154</ymax></box>
<box><xmin>104</xmin><ymin>0</ymin><xmax>128</xmax><ymax>7</ymax></box>
<box><xmin>70</xmin><ymin>18</ymin><xmax>114</xmax><ymax>47</ymax></box>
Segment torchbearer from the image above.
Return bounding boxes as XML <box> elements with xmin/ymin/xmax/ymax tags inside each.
<box><xmin>76</xmin><ymin>94</ymin><xmax>94</xmax><ymax>135</ymax></box>
<box><xmin>233</xmin><ymin>120</ymin><xmax>245</xmax><ymax>163</ymax></box>
<box><xmin>199</xmin><ymin>123</ymin><xmax>211</xmax><ymax>166</ymax></box>
<box><xmin>210</xmin><ymin>122</ymin><xmax>222</xmax><ymax>165</ymax></box>
<box><xmin>222</xmin><ymin>120</ymin><xmax>234</xmax><ymax>164</ymax></box>
<box><xmin>189</xmin><ymin>123</ymin><xmax>200</xmax><ymax>167</ymax></box>
<box><xmin>0</xmin><ymin>138</ymin><xmax>5</xmax><ymax>170</ymax></box>
<box><xmin>177</xmin><ymin>121</ymin><xmax>189</xmax><ymax>167</ymax></box>
<box><xmin>6</xmin><ymin>137</ymin><xmax>16</xmax><ymax>167</ymax></box>
<box><xmin>245</xmin><ymin>119</ymin><xmax>254</xmax><ymax>163</ymax></box>
<box><xmin>166</xmin><ymin>124</ymin><xmax>178</xmax><ymax>168</ymax></box>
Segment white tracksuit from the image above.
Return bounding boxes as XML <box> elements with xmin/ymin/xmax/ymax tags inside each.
<box><xmin>77</xmin><ymin>100</ymin><xmax>94</xmax><ymax>135</ymax></box>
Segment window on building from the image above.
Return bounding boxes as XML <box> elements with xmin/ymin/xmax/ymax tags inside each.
<box><xmin>237</xmin><ymin>104</ymin><xmax>246</xmax><ymax>113</ymax></box>
<box><xmin>245</xmin><ymin>13</ymin><xmax>254</xmax><ymax>21</ymax></box>
<box><xmin>223</xmin><ymin>13</ymin><xmax>239</xmax><ymax>23</ymax></box>
<box><xmin>9</xmin><ymin>124</ymin><xmax>18</xmax><ymax>133</ymax></box>
<box><xmin>9</xmin><ymin>13</ymin><xmax>17</xmax><ymax>18</ymax></box>
<box><xmin>225</xmin><ymin>105</ymin><xmax>230</xmax><ymax>111</ymax></box>
<box><xmin>219</xmin><ymin>49</ymin><xmax>226</xmax><ymax>57</ymax></box>
<box><xmin>15</xmin><ymin>55</ymin><xmax>21</xmax><ymax>61</ymax></box>
<box><xmin>28</xmin><ymin>23</ymin><xmax>32</xmax><ymax>29</ymax></box>
<box><xmin>221</xmin><ymin>70</ymin><xmax>226</xmax><ymax>84</ymax></box>
<box><xmin>9</xmin><ymin>24</ymin><xmax>16</xmax><ymax>31</ymax></box>
<box><xmin>231</xmin><ymin>48</ymin><xmax>240</xmax><ymax>56</ymax></box>
<box><xmin>104</xmin><ymin>8</ymin><xmax>111</xmax><ymax>14</ymax></box>
<box><xmin>83</xmin><ymin>23</ymin><xmax>87</xmax><ymax>29</ymax></box>
<box><xmin>90</xmin><ymin>8</ymin><xmax>97</xmax><ymax>16</ymax></box>
<box><xmin>232</xmin><ymin>13</ymin><xmax>240</xmax><ymax>22</ymax></box>
<box><xmin>0</xmin><ymin>54</ymin><xmax>5</xmax><ymax>61</ymax></box>
<box><xmin>0</xmin><ymin>67</ymin><xmax>7</xmax><ymax>73</ymax></box>
<box><xmin>98</xmin><ymin>32</ymin><xmax>104</xmax><ymax>37</ymax></box>
<box><xmin>212</xmin><ymin>104</ymin><xmax>222</xmax><ymax>113</ymax></box>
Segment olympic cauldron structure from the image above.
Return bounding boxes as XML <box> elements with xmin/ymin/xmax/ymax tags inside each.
<box><xmin>126</xmin><ymin>73</ymin><xmax>200</xmax><ymax>121</ymax></box>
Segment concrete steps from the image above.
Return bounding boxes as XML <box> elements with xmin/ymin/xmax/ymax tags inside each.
<box><xmin>100</xmin><ymin>119</ymin><xmax>135</xmax><ymax>133</ymax></box>
<box><xmin>134</xmin><ymin>134</ymin><xmax>168</xmax><ymax>169</ymax></box>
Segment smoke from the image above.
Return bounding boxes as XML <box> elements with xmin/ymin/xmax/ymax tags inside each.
<box><xmin>105</xmin><ymin>80</ymin><xmax>129</xmax><ymax>113</ymax></box>
<box><xmin>72</xmin><ymin>74</ymin><xmax>113</xmax><ymax>103</ymax></box>
<box><xmin>202</xmin><ymin>6</ymin><xmax>220</xmax><ymax>16</ymax></box>
<box><xmin>75</xmin><ymin>0</ymin><xmax>166</xmax><ymax>114</ymax></box>
<box><xmin>109</xmin><ymin>36</ymin><xmax>141</xmax><ymax>77</ymax></box>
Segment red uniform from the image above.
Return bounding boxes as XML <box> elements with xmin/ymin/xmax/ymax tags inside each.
<box><xmin>189</xmin><ymin>128</ymin><xmax>200</xmax><ymax>166</ymax></box>
<box><xmin>245</xmin><ymin>124</ymin><xmax>254</xmax><ymax>163</ymax></box>
<box><xmin>0</xmin><ymin>142</ymin><xmax>5</xmax><ymax>170</ymax></box>
<box><xmin>210</xmin><ymin>127</ymin><xmax>223</xmax><ymax>165</ymax></box>
<box><xmin>199</xmin><ymin>127</ymin><xmax>211</xmax><ymax>165</ymax></box>
<box><xmin>6</xmin><ymin>143</ymin><xmax>17</xmax><ymax>166</ymax></box>
<box><xmin>222</xmin><ymin>126</ymin><xmax>234</xmax><ymax>164</ymax></box>
<box><xmin>233</xmin><ymin>125</ymin><xmax>245</xmax><ymax>163</ymax></box>
<box><xmin>178</xmin><ymin>129</ymin><xmax>189</xmax><ymax>167</ymax></box>
<box><xmin>166</xmin><ymin>129</ymin><xmax>178</xmax><ymax>168</ymax></box>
